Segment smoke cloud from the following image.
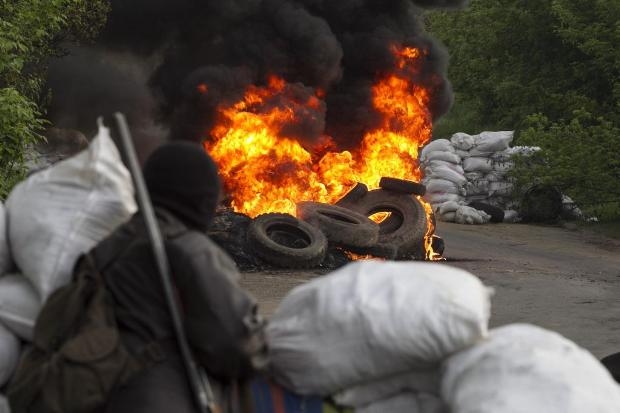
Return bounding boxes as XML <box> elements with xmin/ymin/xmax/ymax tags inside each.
<box><xmin>46</xmin><ymin>0</ymin><xmax>468</xmax><ymax>153</ymax></box>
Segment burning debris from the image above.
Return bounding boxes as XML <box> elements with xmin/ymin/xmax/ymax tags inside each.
<box><xmin>45</xmin><ymin>0</ymin><xmax>469</xmax><ymax>264</ymax></box>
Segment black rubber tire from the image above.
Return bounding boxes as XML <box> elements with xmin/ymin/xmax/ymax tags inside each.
<box><xmin>296</xmin><ymin>201</ymin><xmax>379</xmax><ymax>248</ymax></box>
<box><xmin>379</xmin><ymin>177</ymin><xmax>426</xmax><ymax>196</ymax></box>
<box><xmin>468</xmin><ymin>201</ymin><xmax>504</xmax><ymax>223</ymax></box>
<box><xmin>431</xmin><ymin>235</ymin><xmax>445</xmax><ymax>256</ymax></box>
<box><xmin>247</xmin><ymin>213</ymin><xmax>327</xmax><ymax>268</ymax></box>
<box><xmin>520</xmin><ymin>184</ymin><xmax>563</xmax><ymax>223</ymax></box>
<box><xmin>338</xmin><ymin>189</ymin><xmax>428</xmax><ymax>259</ymax></box>
<box><xmin>336</xmin><ymin>182</ymin><xmax>368</xmax><ymax>205</ymax></box>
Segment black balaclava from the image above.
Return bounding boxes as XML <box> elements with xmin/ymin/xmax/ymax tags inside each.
<box><xmin>143</xmin><ymin>141</ymin><xmax>221</xmax><ymax>231</ymax></box>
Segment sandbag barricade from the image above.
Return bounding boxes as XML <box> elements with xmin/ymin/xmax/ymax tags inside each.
<box><xmin>422</xmin><ymin>131</ymin><xmax>542</xmax><ymax>223</ymax></box>
<box><xmin>0</xmin><ymin>275</ymin><xmax>41</xmax><ymax>341</ymax></box>
<box><xmin>267</xmin><ymin>261</ymin><xmax>492</xmax><ymax>396</ymax></box>
<box><xmin>5</xmin><ymin>121</ymin><xmax>136</xmax><ymax>300</ymax></box>
<box><xmin>441</xmin><ymin>324</ymin><xmax>620</xmax><ymax>413</ymax></box>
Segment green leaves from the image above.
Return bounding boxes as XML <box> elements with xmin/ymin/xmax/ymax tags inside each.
<box><xmin>427</xmin><ymin>1</ymin><xmax>620</xmax><ymax>218</ymax></box>
<box><xmin>0</xmin><ymin>0</ymin><xmax>109</xmax><ymax>198</ymax></box>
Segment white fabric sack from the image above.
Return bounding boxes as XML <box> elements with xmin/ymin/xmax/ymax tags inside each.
<box><xmin>450</xmin><ymin>132</ymin><xmax>475</xmax><ymax>151</ymax></box>
<box><xmin>424</xmin><ymin>192</ymin><xmax>463</xmax><ymax>205</ymax></box>
<box><xmin>421</xmin><ymin>151</ymin><xmax>461</xmax><ymax>165</ymax></box>
<box><xmin>267</xmin><ymin>261</ymin><xmax>492</xmax><ymax>395</ymax></box>
<box><xmin>356</xmin><ymin>392</ymin><xmax>445</xmax><ymax>413</ymax></box>
<box><xmin>423</xmin><ymin>165</ymin><xmax>467</xmax><ymax>186</ymax></box>
<box><xmin>464</xmin><ymin>171</ymin><xmax>484</xmax><ymax>181</ymax></box>
<box><xmin>438</xmin><ymin>212</ymin><xmax>456</xmax><ymax>222</ymax></box>
<box><xmin>0</xmin><ymin>274</ymin><xmax>41</xmax><ymax>341</ymax></box>
<box><xmin>435</xmin><ymin>201</ymin><xmax>461</xmax><ymax>215</ymax></box>
<box><xmin>492</xmin><ymin>160</ymin><xmax>514</xmax><ymax>173</ymax></box>
<box><xmin>484</xmin><ymin>171</ymin><xmax>506</xmax><ymax>182</ymax></box>
<box><xmin>442</xmin><ymin>324</ymin><xmax>620</xmax><ymax>413</ymax></box>
<box><xmin>424</xmin><ymin>160</ymin><xmax>465</xmax><ymax>175</ymax></box>
<box><xmin>455</xmin><ymin>149</ymin><xmax>471</xmax><ymax>159</ymax></box>
<box><xmin>6</xmin><ymin>122</ymin><xmax>136</xmax><ymax>300</ymax></box>
<box><xmin>334</xmin><ymin>369</ymin><xmax>440</xmax><ymax>408</ymax></box>
<box><xmin>463</xmin><ymin>157</ymin><xmax>493</xmax><ymax>173</ymax></box>
<box><xmin>455</xmin><ymin>206</ymin><xmax>491</xmax><ymax>225</ymax></box>
<box><xmin>503</xmin><ymin>210</ymin><xmax>520</xmax><ymax>223</ymax></box>
<box><xmin>420</xmin><ymin>139</ymin><xmax>455</xmax><ymax>160</ymax></box>
<box><xmin>0</xmin><ymin>323</ymin><xmax>20</xmax><ymax>387</ymax></box>
<box><xmin>425</xmin><ymin>179</ymin><xmax>465</xmax><ymax>196</ymax></box>
<box><xmin>0</xmin><ymin>203</ymin><xmax>11</xmax><ymax>276</ymax></box>
<box><xmin>465</xmin><ymin>180</ymin><xmax>490</xmax><ymax>196</ymax></box>
<box><xmin>472</xmin><ymin>131</ymin><xmax>513</xmax><ymax>153</ymax></box>
<box><xmin>489</xmin><ymin>181</ymin><xmax>514</xmax><ymax>196</ymax></box>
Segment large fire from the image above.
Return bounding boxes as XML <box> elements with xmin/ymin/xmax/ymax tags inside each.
<box><xmin>205</xmin><ymin>45</ymin><xmax>438</xmax><ymax>258</ymax></box>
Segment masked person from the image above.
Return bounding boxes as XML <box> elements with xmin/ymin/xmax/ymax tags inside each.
<box><xmin>95</xmin><ymin>141</ymin><xmax>267</xmax><ymax>412</ymax></box>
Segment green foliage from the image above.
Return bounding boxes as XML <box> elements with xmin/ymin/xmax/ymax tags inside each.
<box><xmin>426</xmin><ymin>1</ymin><xmax>620</xmax><ymax>218</ymax></box>
<box><xmin>512</xmin><ymin>111</ymin><xmax>620</xmax><ymax>216</ymax></box>
<box><xmin>0</xmin><ymin>0</ymin><xmax>109</xmax><ymax>199</ymax></box>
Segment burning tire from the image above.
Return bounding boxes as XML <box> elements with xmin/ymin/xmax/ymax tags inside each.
<box><xmin>379</xmin><ymin>177</ymin><xmax>426</xmax><ymax>196</ymax></box>
<box><xmin>339</xmin><ymin>189</ymin><xmax>428</xmax><ymax>259</ymax></box>
<box><xmin>247</xmin><ymin>213</ymin><xmax>327</xmax><ymax>268</ymax></box>
<box><xmin>336</xmin><ymin>182</ymin><xmax>369</xmax><ymax>205</ymax></box>
<box><xmin>296</xmin><ymin>201</ymin><xmax>379</xmax><ymax>248</ymax></box>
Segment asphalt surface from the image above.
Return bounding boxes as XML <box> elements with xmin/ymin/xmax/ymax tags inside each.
<box><xmin>240</xmin><ymin>221</ymin><xmax>620</xmax><ymax>358</ymax></box>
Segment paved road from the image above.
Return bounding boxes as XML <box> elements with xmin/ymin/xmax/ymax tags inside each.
<box><xmin>240</xmin><ymin>222</ymin><xmax>620</xmax><ymax>358</ymax></box>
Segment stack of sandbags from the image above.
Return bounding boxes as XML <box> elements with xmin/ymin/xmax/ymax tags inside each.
<box><xmin>267</xmin><ymin>261</ymin><xmax>492</xmax><ymax>412</ymax></box>
<box><xmin>454</xmin><ymin>131</ymin><xmax>515</xmax><ymax>208</ymax></box>
<box><xmin>419</xmin><ymin>139</ymin><xmax>466</xmax><ymax>208</ymax></box>
<box><xmin>442</xmin><ymin>324</ymin><xmax>620</xmax><ymax>412</ymax></box>
<box><xmin>5</xmin><ymin>120</ymin><xmax>137</xmax><ymax>301</ymax></box>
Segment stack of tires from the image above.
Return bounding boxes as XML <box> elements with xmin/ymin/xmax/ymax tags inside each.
<box><xmin>245</xmin><ymin>178</ymin><xmax>431</xmax><ymax>268</ymax></box>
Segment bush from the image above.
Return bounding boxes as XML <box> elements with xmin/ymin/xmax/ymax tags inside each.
<box><xmin>511</xmin><ymin>111</ymin><xmax>620</xmax><ymax>219</ymax></box>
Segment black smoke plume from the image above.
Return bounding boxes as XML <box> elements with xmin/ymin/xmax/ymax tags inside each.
<box><xmin>46</xmin><ymin>0</ymin><xmax>468</xmax><ymax>154</ymax></box>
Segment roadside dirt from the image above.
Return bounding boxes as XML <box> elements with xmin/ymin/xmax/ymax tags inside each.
<box><xmin>239</xmin><ymin>221</ymin><xmax>620</xmax><ymax>358</ymax></box>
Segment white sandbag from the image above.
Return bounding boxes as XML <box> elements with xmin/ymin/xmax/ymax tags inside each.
<box><xmin>0</xmin><ymin>203</ymin><xmax>11</xmax><ymax>276</ymax></box>
<box><xmin>435</xmin><ymin>201</ymin><xmax>461</xmax><ymax>215</ymax></box>
<box><xmin>267</xmin><ymin>261</ymin><xmax>492</xmax><ymax>395</ymax></box>
<box><xmin>472</xmin><ymin>131</ymin><xmax>513</xmax><ymax>153</ymax></box>
<box><xmin>465</xmin><ymin>180</ymin><xmax>489</xmax><ymax>196</ymax></box>
<box><xmin>425</xmin><ymin>179</ymin><xmax>465</xmax><ymax>196</ymax></box>
<box><xmin>455</xmin><ymin>206</ymin><xmax>491</xmax><ymax>225</ymax></box>
<box><xmin>492</xmin><ymin>160</ymin><xmax>514</xmax><ymax>173</ymax></box>
<box><xmin>6</xmin><ymin>121</ymin><xmax>136</xmax><ymax>300</ymax></box>
<box><xmin>455</xmin><ymin>149</ymin><xmax>471</xmax><ymax>159</ymax></box>
<box><xmin>0</xmin><ymin>323</ymin><xmax>20</xmax><ymax>387</ymax></box>
<box><xmin>484</xmin><ymin>171</ymin><xmax>506</xmax><ymax>182</ymax></box>
<box><xmin>442</xmin><ymin>324</ymin><xmax>620</xmax><ymax>413</ymax></box>
<box><xmin>420</xmin><ymin>139</ymin><xmax>455</xmax><ymax>160</ymax></box>
<box><xmin>438</xmin><ymin>212</ymin><xmax>456</xmax><ymax>222</ymax></box>
<box><xmin>421</xmin><ymin>151</ymin><xmax>461</xmax><ymax>165</ymax></box>
<box><xmin>489</xmin><ymin>181</ymin><xmax>514</xmax><ymax>196</ymax></box>
<box><xmin>462</xmin><ymin>157</ymin><xmax>493</xmax><ymax>173</ymax></box>
<box><xmin>464</xmin><ymin>171</ymin><xmax>484</xmax><ymax>181</ymax></box>
<box><xmin>503</xmin><ymin>210</ymin><xmax>520</xmax><ymax>223</ymax></box>
<box><xmin>334</xmin><ymin>369</ymin><xmax>440</xmax><ymax>408</ymax></box>
<box><xmin>0</xmin><ymin>274</ymin><xmax>41</xmax><ymax>341</ymax></box>
<box><xmin>424</xmin><ymin>160</ymin><xmax>465</xmax><ymax>175</ymax></box>
<box><xmin>423</xmin><ymin>165</ymin><xmax>467</xmax><ymax>186</ymax></box>
<box><xmin>450</xmin><ymin>132</ymin><xmax>475</xmax><ymax>151</ymax></box>
<box><xmin>424</xmin><ymin>192</ymin><xmax>463</xmax><ymax>205</ymax></box>
<box><xmin>356</xmin><ymin>392</ymin><xmax>445</xmax><ymax>413</ymax></box>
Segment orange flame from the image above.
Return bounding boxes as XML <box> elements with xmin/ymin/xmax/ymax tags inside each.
<box><xmin>205</xmin><ymin>45</ymin><xmax>439</xmax><ymax>259</ymax></box>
